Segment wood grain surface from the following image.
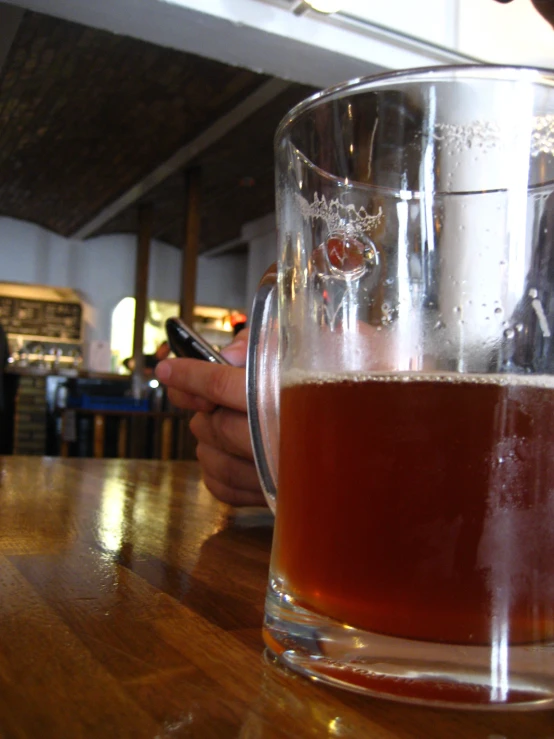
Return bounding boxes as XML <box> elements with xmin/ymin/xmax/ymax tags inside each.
<box><xmin>0</xmin><ymin>456</ymin><xmax>552</xmax><ymax>738</ymax></box>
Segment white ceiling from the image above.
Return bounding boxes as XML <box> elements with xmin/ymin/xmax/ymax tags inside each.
<box><xmin>1</xmin><ymin>0</ymin><xmax>478</xmax><ymax>92</ymax></box>
<box><xmin>3</xmin><ymin>0</ymin><xmax>552</xmax><ymax>94</ymax></box>
<box><xmin>341</xmin><ymin>0</ymin><xmax>554</xmax><ymax>68</ymax></box>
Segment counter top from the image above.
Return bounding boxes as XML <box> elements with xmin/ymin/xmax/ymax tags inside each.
<box><xmin>5</xmin><ymin>365</ymin><xmax>129</xmax><ymax>381</ymax></box>
<box><xmin>0</xmin><ymin>456</ymin><xmax>552</xmax><ymax>738</ymax></box>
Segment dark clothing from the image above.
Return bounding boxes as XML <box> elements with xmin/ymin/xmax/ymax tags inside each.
<box><xmin>0</xmin><ymin>324</ymin><xmax>9</xmax><ymax>412</ymax></box>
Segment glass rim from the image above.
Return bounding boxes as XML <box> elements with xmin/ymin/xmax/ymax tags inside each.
<box><xmin>275</xmin><ymin>63</ymin><xmax>554</xmax><ymax>148</ymax></box>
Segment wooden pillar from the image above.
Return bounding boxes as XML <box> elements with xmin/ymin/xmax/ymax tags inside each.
<box><xmin>117</xmin><ymin>418</ymin><xmax>128</xmax><ymax>458</ymax></box>
<box><xmin>177</xmin><ymin>412</ymin><xmax>196</xmax><ymax>460</ymax></box>
<box><xmin>176</xmin><ymin>417</ymin><xmax>186</xmax><ymax>460</ymax></box>
<box><xmin>161</xmin><ymin>417</ymin><xmax>173</xmax><ymax>461</ymax></box>
<box><xmin>180</xmin><ymin>168</ymin><xmax>201</xmax><ymax>325</ymax></box>
<box><xmin>93</xmin><ymin>414</ymin><xmax>105</xmax><ymax>459</ymax></box>
<box><xmin>132</xmin><ymin>204</ymin><xmax>153</xmax><ymax>380</ymax></box>
<box><xmin>130</xmin><ymin>204</ymin><xmax>153</xmax><ymax>458</ymax></box>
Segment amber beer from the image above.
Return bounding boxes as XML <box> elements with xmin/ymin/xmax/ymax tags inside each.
<box><xmin>272</xmin><ymin>372</ymin><xmax>554</xmax><ymax>646</ymax></box>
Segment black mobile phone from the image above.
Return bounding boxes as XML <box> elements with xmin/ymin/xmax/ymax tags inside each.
<box><xmin>165</xmin><ymin>317</ymin><xmax>230</xmax><ymax>365</ymax></box>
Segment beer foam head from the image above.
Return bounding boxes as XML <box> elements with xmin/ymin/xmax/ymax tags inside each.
<box><xmin>282</xmin><ymin>368</ymin><xmax>554</xmax><ymax>389</ymax></box>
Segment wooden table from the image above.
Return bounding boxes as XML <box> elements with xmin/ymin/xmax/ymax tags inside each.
<box><xmin>0</xmin><ymin>456</ymin><xmax>552</xmax><ymax>738</ymax></box>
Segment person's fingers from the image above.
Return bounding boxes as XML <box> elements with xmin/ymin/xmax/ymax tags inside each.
<box><xmin>196</xmin><ymin>443</ymin><xmax>261</xmax><ymax>492</ymax></box>
<box><xmin>156</xmin><ymin>359</ymin><xmax>247</xmax><ymax>412</ymax></box>
<box><xmin>167</xmin><ymin>387</ymin><xmax>216</xmax><ymax>413</ymax></box>
<box><xmin>202</xmin><ymin>471</ymin><xmax>267</xmax><ymax>507</ymax></box>
<box><xmin>221</xmin><ymin>328</ymin><xmax>249</xmax><ymax>367</ymax></box>
<box><xmin>190</xmin><ymin>410</ymin><xmax>254</xmax><ymax>460</ymax></box>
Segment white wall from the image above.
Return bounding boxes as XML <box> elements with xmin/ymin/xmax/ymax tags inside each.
<box><xmin>197</xmin><ymin>252</ymin><xmax>248</xmax><ymax>311</ymax></box>
<box><xmin>0</xmin><ymin>216</ymin><xmax>247</xmax><ymax>344</ymax></box>
<box><xmin>244</xmin><ymin>213</ymin><xmax>277</xmax><ymax>315</ymax></box>
<box><xmin>0</xmin><ymin>217</ymin><xmax>71</xmax><ymax>285</ymax></box>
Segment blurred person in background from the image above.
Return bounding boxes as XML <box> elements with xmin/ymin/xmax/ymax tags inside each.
<box><xmin>124</xmin><ymin>340</ymin><xmax>171</xmax><ymax>376</ymax></box>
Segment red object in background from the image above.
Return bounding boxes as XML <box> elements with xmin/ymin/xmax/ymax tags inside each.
<box><xmin>231</xmin><ymin>313</ymin><xmax>248</xmax><ymax>327</ymax></box>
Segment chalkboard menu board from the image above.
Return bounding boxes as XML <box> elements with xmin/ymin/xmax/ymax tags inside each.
<box><xmin>0</xmin><ymin>297</ymin><xmax>82</xmax><ymax>341</ymax></box>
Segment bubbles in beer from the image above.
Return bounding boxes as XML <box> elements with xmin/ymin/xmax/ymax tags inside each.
<box><xmin>381</xmin><ymin>302</ymin><xmax>394</xmax><ymax>325</ymax></box>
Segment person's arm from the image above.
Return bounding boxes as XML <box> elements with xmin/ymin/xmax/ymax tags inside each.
<box><xmin>156</xmin><ymin>330</ymin><xmax>266</xmax><ymax>507</ymax></box>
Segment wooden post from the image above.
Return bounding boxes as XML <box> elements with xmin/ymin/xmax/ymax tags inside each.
<box><xmin>177</xmin><ymin>412</ymin><xmax>196</xmax><ymax>460</ymax></box>
<box><xmin>180</xmin><ymin>168</ymin><xmax>201</xmax><ymax>325</ymax></box>
<box><xmin>117</xmin><ymin>418</ymin><xmax>128</xmax><ymax>459</ymax></box>
<box><xmin>132</xmin><ymin>204</ymin><xmax>153</xmax><ymax>381</ymax></box>
<box><xmin>160</xmin><ymin>417</ymin><xmax>173</xmax><ymax>461</ymax></box>
<box><xmin>93</xmin><ymin>414</ymin><xmax>105</xmax><ymax>459</ymax></box>
<box><xmin>130</xmin><ymin>204</ymin><xmax>153</xmax><ymax>458</ymax></box>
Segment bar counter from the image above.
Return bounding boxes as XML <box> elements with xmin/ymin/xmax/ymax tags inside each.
<box><xmin>0</xmin><ymin>456</ymin><xmax>552</xmax><ymax>738</ymax></box>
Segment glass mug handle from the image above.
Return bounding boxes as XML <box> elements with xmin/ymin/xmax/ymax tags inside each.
<box><xmin>246</xmin><ymin>263</ymin><xmax>279</xmax><ymax>512</ymax></box>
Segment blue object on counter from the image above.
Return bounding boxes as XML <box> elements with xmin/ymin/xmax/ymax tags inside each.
<box><xmin>68</xmin><ymin>395</ymin><xmax>150</xmax><ymax>412</ymax></box>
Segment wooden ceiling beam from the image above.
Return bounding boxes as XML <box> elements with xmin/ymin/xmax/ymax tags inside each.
<box><xmin>71</xmin><ymin>77</ymin><xmax>290</xmax><ymax>241</ymax></box>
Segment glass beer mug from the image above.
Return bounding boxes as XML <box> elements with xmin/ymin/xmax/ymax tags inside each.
<box><xmin>247</xmin><ymin>66</ymin><xmax>554</xmax><ymax>709</ymax></box>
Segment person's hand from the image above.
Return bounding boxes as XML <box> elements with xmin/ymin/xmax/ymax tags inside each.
<box><xmin>155</xmin><ymin>330</ymin><xmax>267</xmax><ymax>507</ymax></box>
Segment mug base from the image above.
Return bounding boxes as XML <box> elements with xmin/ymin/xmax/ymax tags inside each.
<box><xmin>264</xmin><ymin>576</ymin><xmax>554</xmax><ymax>711</ymax></box>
